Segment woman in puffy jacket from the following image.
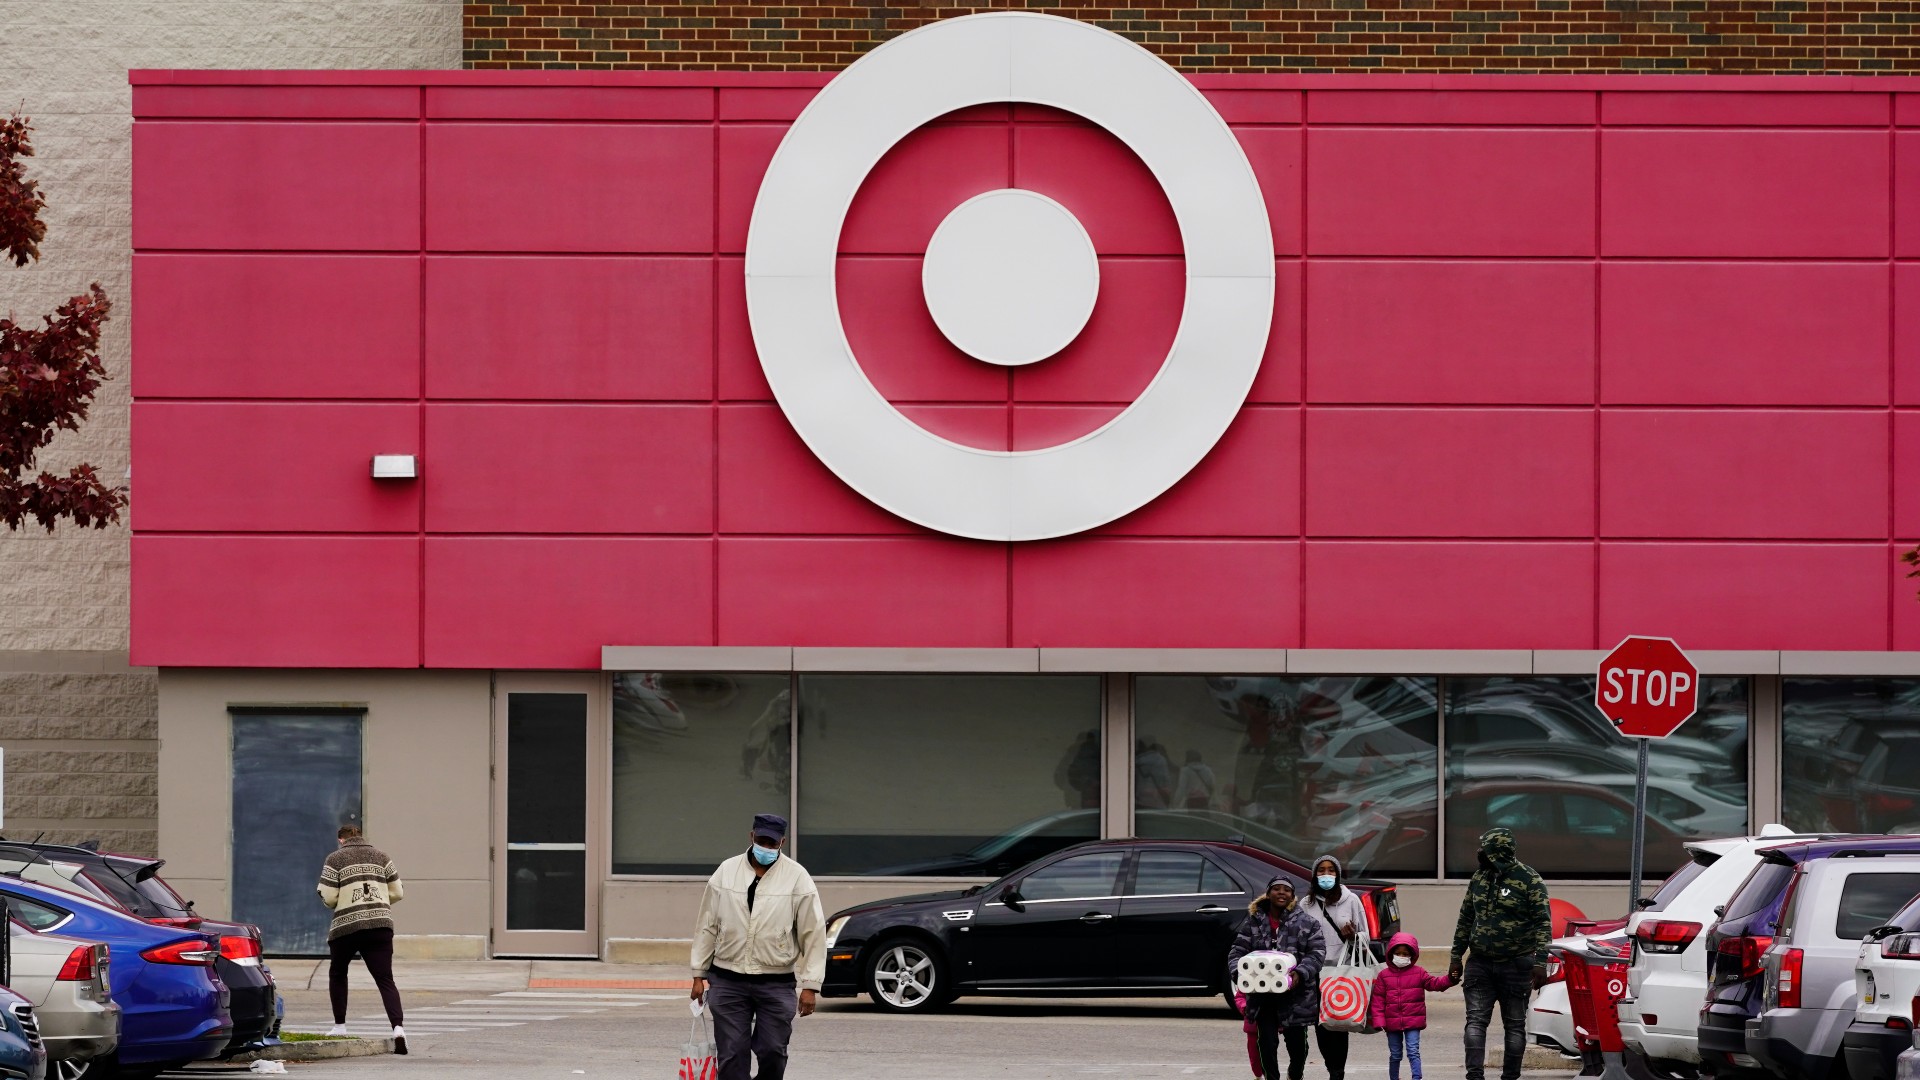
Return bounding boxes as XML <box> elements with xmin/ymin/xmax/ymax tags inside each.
<box><xmin>1226</xmin><ymin>876</ymin><xmax>1328</xmax><ymax>1080</ymax></box>
<box><xmin>1302</xmin><ymin>854</ymin><xmax>1370</xmax><ymax>1080</ymax></box>
<box><xmin>1367</xmin><ymin>931</ymin><xmax>1459</xmax><ymax>1080</ymax></box>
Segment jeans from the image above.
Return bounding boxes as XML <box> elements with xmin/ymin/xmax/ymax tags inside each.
<box><xmin>1387</xmin><ymin>1029</ymin><xmax>1423</xmax><ymax>1080</ymax></box>
<box><xmin>328</xmin><ymin>926</ymin><xmax>403</xmax><ymax>1026</ymax></box>
<box><xmin>706</xmin><ymin>974</ymin><xmax>797</xmax><ymax>1080</ymax></box>
<box><xmin>1252</xmin><ymin>1003</ymin><xmax>1310</xmax><ymax>1080</ymax></box>
<box><xmin>1463</xmin><ymin>956</ymin><xmax>1533</xmax><ymax>1080</ymax></box>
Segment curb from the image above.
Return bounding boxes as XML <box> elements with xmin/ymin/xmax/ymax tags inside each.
<box><xmin>1521</xmin><ymin>1047</ymin><xmax>1582</xmax><ymax>1072</ymax></box>
<box><xmin>229</xmin><ymin>1039</ymin><xmax>397</xmax><ymax>1063</ymax></box>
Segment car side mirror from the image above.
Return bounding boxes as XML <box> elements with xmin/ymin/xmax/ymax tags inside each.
<box><xmin>1002</xmin><ymin>883</ymin><xmax>1024</xmax><ymax>911</ymax></box>
<box><xmin>1869</xmin><ymin>924</ymin><xmax>1903</xmax><ymax>941</ymax></box>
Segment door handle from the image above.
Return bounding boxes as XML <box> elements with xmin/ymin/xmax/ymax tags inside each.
<box><xmin>1080</xmin><ymin>912</ymin><xmax>1114</xmax><ymax>923</ymax></box>
<box><xmin>1195</xmin><ymin>905</ymin><xmax>1231</xmax><ymax>914</ymax></box>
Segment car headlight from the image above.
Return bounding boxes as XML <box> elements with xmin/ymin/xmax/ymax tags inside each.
<box><xmin>825</xmin><ymin>916</ymin><xmax>851</xmax><ymax>950</ymax></box>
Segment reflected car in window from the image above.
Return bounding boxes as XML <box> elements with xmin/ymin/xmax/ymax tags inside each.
<box><xmin>819</xmin><ymin>839</ymin><xmax>1401</xmax><ymax>1013</ymax></box>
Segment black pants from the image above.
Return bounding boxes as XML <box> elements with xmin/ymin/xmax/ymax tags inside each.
<box><xmin>1253</xmin><ymin>1006</ymin><xmax>1310</xmax><ymax>1080</ymax></box>
<box><xmin>1463</xmin><ymin>956</ymin><xmax>1533</xmax><ymax>1080</ymax></box>
<box><xmin>328</xmin><ymin>926</ymin><xmax>403</xmax><ymax>1026</ymax></box>
<box><xmin>1315</xmin><ymin>1024</ymin><xmax>1350</xmax><ymax>1079</ymax></box>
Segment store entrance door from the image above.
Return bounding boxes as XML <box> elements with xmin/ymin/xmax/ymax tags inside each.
<box><xmin>493</xmin><ymin>675</ymin><xmax>603</xmax><ymax>957</ymax></box>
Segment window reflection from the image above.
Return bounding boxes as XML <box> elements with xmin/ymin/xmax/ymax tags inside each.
<box><xmin>611</xmin><ymin>673</ymin><xmax>791</xmax><ymax>875</ymax></box>
<box><xmin>1783</xmin><ymin>679</ymin><xmax>1920</xmax><ymax>834</ymax></box>
<box><xmin>1134</xmin><ymin>676</ymin><xmax>1440</xmax><ymax>877</ymax></box>
<box><xmin>1443</xmin><ymin>677</ymin><xmax>1749</xmax><ymax>878</ymax></box>
<box><xmin>796</xmin><ymin>674</ymin><xmax>1102</xmax><ymax>876</ymax></box>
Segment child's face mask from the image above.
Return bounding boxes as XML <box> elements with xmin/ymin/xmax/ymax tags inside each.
<box><xmin>1391</xmin><ymin>955</ymin><xmax>1413</xmax><ymax>969</ymax></box>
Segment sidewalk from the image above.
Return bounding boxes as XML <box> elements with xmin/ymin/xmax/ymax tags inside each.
<box><xmin>271</xmin><ymin>959</ymin><xmax>693</xmax><ymax>993</ymax></box>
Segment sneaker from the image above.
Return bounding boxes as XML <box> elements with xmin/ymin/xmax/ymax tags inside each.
<box><xmin>392</xmin><ymin>1026</ymin><xmax>408</xmax><ymax>1056</ymax></box>
<box><xmin>326</xmin><ymin>1025</ymin><xmax>348</xmax><ymax>1037</ymax></box>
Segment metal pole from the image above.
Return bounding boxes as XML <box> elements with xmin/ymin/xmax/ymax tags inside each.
<box><xmin>1629</xmin><ymin>738</ymin><xmax>1649</xmax><ymax>914</ymax></box>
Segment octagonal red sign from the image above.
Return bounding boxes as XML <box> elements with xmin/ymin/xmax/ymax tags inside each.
<box><xmin>1595</xmin><ymin>635</ymin><xmax>1699</xmax><ymax>740</ymax></box>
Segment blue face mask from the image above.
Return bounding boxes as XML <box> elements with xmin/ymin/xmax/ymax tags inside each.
<box><xmin>1316</xmin><ymin>874</ymin><xmax>1336</xmax><ymax>891</ymax></box>
<box><xmin>750</xmin><ymin>844</ymin><xmax>780</xmax><ymax>867</ymax></box>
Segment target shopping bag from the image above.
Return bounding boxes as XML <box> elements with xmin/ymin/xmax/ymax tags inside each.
<box><xmin>1318</xmin><ymin>935</ymin><xmax>1382</xmax><ymax>1034</ymax></box>
<box><xmin>679</xmin><ymin>1002</ymin><xmax>717</xmax><ymax>1080</ymax></box>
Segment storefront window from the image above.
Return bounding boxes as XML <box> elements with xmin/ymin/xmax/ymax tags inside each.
<box><xmin>795</xmin><ymin>674</ymin><xmax>1102</xmax><ymax>876</ymax></box>
<box><xmin>1782</xmin><ymin>679</ymin><xmax>1920</xmax><ymax>834</ymax></box>
<box><xmin>1444</xmin><ymin>677</ymin><xmax>1749</xmax><ymax>878</ymax></box>
<box><xmin>611</xmin><ymin>673</ymin><xmax>792</xmax><ymax>875</ymax></box>
<box><xmin>1133</xmin><ymin>676</ymin><xmax>1440</xmax><ymax>878</ymax></box>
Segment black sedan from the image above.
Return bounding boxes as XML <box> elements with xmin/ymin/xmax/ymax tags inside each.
<box><xmin>820</xmin><ymin>838</ymin><xmax>1401</xmax><ymax>1013</ymax></box>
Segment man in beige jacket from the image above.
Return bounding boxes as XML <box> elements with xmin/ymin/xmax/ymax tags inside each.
<box><xmin>691</xmin><ymin>813</ymin><xmax>825</xmax><ymax>1080</ymax></box>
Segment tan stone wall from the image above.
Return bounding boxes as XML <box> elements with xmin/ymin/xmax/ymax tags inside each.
<box><xmin>0</xmin><ymin>0</ymin><xmax>462</xmax><ymax>852</ymax></box>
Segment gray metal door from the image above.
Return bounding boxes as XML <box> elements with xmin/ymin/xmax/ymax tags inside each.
<box><xmin>232</xmin><ymin>710</ymin><xmax>364</xmax><ymax>956</ymax></box>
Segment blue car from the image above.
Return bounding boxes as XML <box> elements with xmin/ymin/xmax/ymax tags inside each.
<box><xmin>0</xmin><ymin>987</ymin><xmax>48</xmax><ymax>1080</ymax></box>
<box><xmin>0</xmin><ymin>877</ymin><xmax>229</xmax><ymax>1073</ymax></box>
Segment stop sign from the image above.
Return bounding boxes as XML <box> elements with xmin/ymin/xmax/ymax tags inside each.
<box><xmin>1595</xmin><ymin>635</ymin><xmax>1699</xmax><ymax>739</ymax></box>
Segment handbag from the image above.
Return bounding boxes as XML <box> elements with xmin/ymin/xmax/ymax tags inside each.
<box><xmin>1318</xmin><ymin>934</ymin><xmax>1382</xmax><ymax>1033</ymax></box>
<box><xmin>679</xmin><ymin>1002</ymin><xmax>717</xmax><ymax>1080</ymax></box>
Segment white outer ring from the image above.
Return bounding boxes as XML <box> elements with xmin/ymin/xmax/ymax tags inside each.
<box><xmin>745</xmin><ymin>12</ymin><xmax>1275</xmax><ymax>541</ymax></box>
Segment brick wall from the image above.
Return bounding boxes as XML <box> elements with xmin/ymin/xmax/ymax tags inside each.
<box><xmin>0</xmin><ymin>1</ymin><xmax>464</xmax><ymax>856</ymax></box>
<box><xmin>462</xmin><ymin>1</ymin><xmax>1920</xmax><ymax>72</ymax></box>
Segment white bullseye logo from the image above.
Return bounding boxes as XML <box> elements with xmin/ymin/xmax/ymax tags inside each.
<box><xmin>745</xmin><ymin>11</ymin><xmax>1274</xmax><ymax>541</ymax></box>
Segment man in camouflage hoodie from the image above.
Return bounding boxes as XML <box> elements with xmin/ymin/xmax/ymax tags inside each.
<box><xmin>1447</xmin><ymin>827</ymin><xmax>1551</xmax><ymax>1080</ymax></box>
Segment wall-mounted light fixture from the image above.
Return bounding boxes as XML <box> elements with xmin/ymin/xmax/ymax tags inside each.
<box><xmin>371</xmin><ymin>454</ymin><xmax>418</xmax><ymax>480</ymax></box>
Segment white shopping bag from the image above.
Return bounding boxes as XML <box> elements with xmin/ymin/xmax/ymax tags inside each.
<box><xmin>1319</xmin><ymin>934</ymin><xmax>1382</xmax><ymax>1033</ymax></box>
<box><xmin>679</xmin><ymin>1001</ymin><xmax>716</xmax><ymax>1080</ymax></box>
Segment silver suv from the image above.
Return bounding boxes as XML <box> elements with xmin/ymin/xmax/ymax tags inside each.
<box><xmin>1748</xmin><ymin>854</ymin><xmax>1920</xmax><ymax>1078</ymax></box>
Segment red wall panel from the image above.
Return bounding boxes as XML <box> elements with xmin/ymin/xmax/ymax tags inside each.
<box><xmin>132</xmin><ymin>403</ymin><xmax>420</xmax><ymax>534</ymax></box>
<box><xmin>1011</xmin><ymin>540</ymin><xmax>1300</xmax><ymax>647</ymax></box>
<box><xmin>1305</xmin><ymin>542</ymin><xmax>1595</xmax><ymax>649</ymax></box>
<box><xmin>426</xmin><ymin>124</ymin><xmax>714</xmax><ymax>252</ymax></box>
<box><xmin>1601</xmin><ymin>130</ymin><xmax>1890</xmax><ymax>258</ymax></box>
<box><xmin>1306</xmin><ymin>261</ymin><xmax>1594</xmax><ymax>405</ymax></box>
<box><xmin>131</xmin><ymin>537</ymin><xmax>420</xmax><ymax>667</ymax></box>
<box><xmin>425</xmin><ymin>256</ymin><xmax>714</xmax><ymax>400</ymax></box>
<box><xmin>133</xmin><ymin>254</ymin><xmax>421</xmax><ymax>399</ymax></box>
<box><xmin>1601</xmin><ymin>262</ymin><xmax>1890</xmax><ymax>406</ymax></box>
<box><xmin>718</xmin><ymin>538</ymin><xmax>1008</xmax><ymax>646</ymax></box>
<box><xmin>1305</xmin><ymin>409</ymin><xmax>1595</xmax><ymax>538</ymax></box>
<box><xmin>424</xmin><ymin>404</ymin><xmax>714</xmax><ymax>534</ymax></box>
<box><xmin>424</xmin><ymin>538</ymin><xmax>714</xmax><ymax>667</ymax></box>
<box><xmin>1599</xmin><ymin>543</ymin><xmax>1889</xmax><ymax>651</ymax></box>
<box><xmin>133</xmin><ymin>122</ymin><xmax>419</xmax><ymax>251</ymax></box>
<box><xmin>130</xmin><ymin>73</ymin><xmax>1917</xmax><ymax>664</ymax></box>
<box><xmin>1600</xmin><ymin>411</ymin><xmax>1888</xmax><ymax>540</ymax></box>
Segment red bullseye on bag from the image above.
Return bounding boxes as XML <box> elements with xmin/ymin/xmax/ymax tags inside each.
<box><xmin>1319</xmin><ymin>937</ymin><xmax>1382</xmax><ymax>1033</ymax></box>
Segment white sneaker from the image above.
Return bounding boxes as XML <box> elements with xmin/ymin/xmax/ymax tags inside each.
<box><xmin>326</xmin><ymin>1025</ymin><xmax>348</xmax><ymax>1037</ymax></box>
<box><xmin>392</xmin><ymin>1026</ymin><xmax>407</xmax><ymax>1056</ymax></box>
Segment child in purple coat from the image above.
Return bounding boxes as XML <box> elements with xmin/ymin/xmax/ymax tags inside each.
<box><xmin>1368</xmin><ymin>932</ymin><xmax>1458</xmax><ymax>1080</ymax></box>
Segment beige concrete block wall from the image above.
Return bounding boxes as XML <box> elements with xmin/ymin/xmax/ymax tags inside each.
<box><xmin>157</xmin><ymin>669</ymin><xmax>492</xmax><ymax>945</ymax></box>
<box><xmin>0</xmin><ymin>0</ymin><xmax>462</xmax><ymax>852</ymax></box>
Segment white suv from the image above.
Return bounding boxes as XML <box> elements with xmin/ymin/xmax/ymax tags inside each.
<box><xmin>1618</xmin><ymin>825</ymin><xmax>1830</xmax><ymax>1073</ymax></box>
<box><xmin>1843</xmin><ymin>892</ymin><xmax>1920</xmax><ymax>1080</ymax></box>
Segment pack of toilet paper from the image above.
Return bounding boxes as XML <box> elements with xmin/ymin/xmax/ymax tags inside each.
<box><xmin>1234</xmin><ymin>950</ymin><xmax>1298</xmax><ymax>995</ymax></box>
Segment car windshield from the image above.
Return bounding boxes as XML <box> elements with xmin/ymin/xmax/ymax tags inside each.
<box><xmin>103</xmin><ymin>857</ymin><xmax>192</xmax><ymax>918</ymax></box>
<box><xmin>1641</xmin><ymin>857</ymin><xmax>1711</xmax><ymax>913</ymax></box>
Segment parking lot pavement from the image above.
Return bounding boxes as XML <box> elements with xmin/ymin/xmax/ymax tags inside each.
<box><xmin>248</xmin><ymin>979</ymin><xmax>1580</xmax><ymax>1080</ymax></box>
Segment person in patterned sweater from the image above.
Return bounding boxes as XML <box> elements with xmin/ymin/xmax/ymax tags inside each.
<box><xmin>318</xmin><ymin>825</ymin><xmax>408</xmax><ymax>1053</ymax></box>
<box><xmin>1447</xmin><ymin>827</ymin><xmax>1553</xmax><ymax>1080</ymax></box>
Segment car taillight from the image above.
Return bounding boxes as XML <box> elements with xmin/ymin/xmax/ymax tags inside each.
<box><xmin>1634</xmin><ymin>920</ymin><xmax>1703</xmax><ymax>955</ymax></box>
<box><xmin>55</xmin><ymin>946</ymin><xmax>94</xmax><ymax>982</ymax></box>
<box><xmin>146</xmin><ymin>916</ymin><xmax>203</xmax><ymax>930</ymax></box>
<box><xmin>1542</xmin><ymin>956</ymin><xmax>1567</xmax><ymax>985</ymax></box>
<box><xmin>141</xmin><ymin>939</ymin><xmax>218</xmax><ymax>966</ymax></box>
<box><xmin>1776</xmin><ymin>948</ymin><xmax>1804</xmax><ymax>1009</ymax></box>
<box><xmin>1361</xmin><ymin>891</ymin><xmax>1383</xmax><ymax>940</ymax></box>
<box><xmin>219</xmin><ymin>935</ymin><xmax>261</xmax><ymax>962</ymax></box>
<box><xmin>1717</xmin><ymin>935</ymin><xmax>1774</xmax><ymax>981</ymax></box>
<box><xmin>1884</xmin><ymin>933</ymin><xmax>1920</xmax><ymax>960</ymax></box>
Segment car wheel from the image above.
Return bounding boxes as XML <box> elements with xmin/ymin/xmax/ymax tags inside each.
<box><xmin>862</xmin><ymin>937</ymin><xmax>951</xmax><ymax>1013</ymax></box>
<box><xmin>54</xmin><ymin>1060</ymin><xmax>93</xmax><ymax>1080</ymax></box>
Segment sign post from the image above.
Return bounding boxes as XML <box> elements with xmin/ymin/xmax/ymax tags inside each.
<box><xmin>1593</xmin><ymin>636</ymin><xmax>1699</xmax><ymax>912</ymax></box>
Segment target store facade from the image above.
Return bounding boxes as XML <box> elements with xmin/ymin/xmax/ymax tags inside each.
<box><xmin>131</xmin><ymin>17</ymin><xmax>1920</xmax><ymax>957</ymax></box>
